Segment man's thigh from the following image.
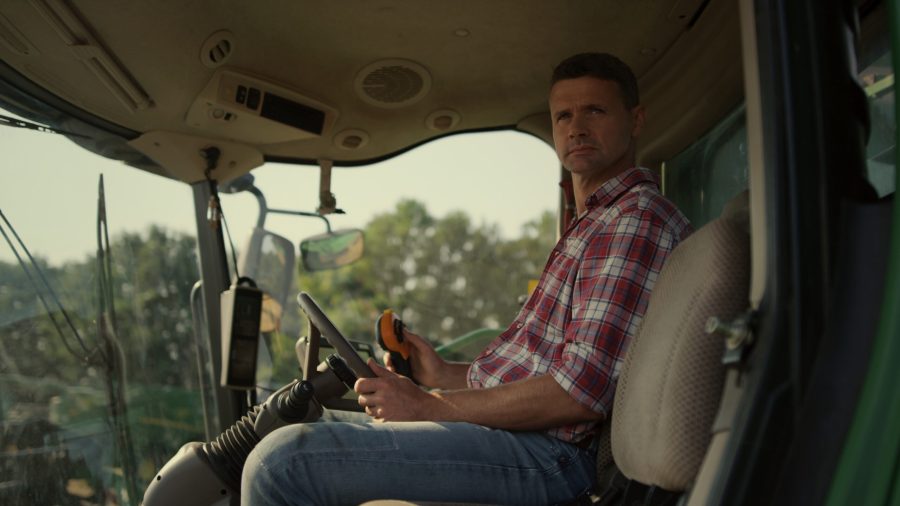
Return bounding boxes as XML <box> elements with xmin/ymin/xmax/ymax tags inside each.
<box><xmin>242</xmin><ymin>415</ymin><xmax>595</xmax><ymax>505</ymax></box>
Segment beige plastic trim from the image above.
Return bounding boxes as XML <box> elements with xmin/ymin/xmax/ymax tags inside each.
<box><xmin>0</xmin><ymin>12</ymin><xmax>37</xmax><ymax>55</ymax></box>
<box><xmin>516</xmin><ymin>112</ymin><xmax>553</xmax><ymax>145</ymax></box>
<box><xmin>685</xmin><ymin>1</ymin><xmax>764</xmax><ymax>504</ymax></box>
<box><xmin>185</xmin><ymin>68</ymin><xmax>339</xmax><ymax>145</ymax></box>
<box><xmin>688</xmin><ymin>433</ymin><xmax>730</xmax><ymax>506</ymax></box>
<box><xmin>29</xmin><ymin>0</ymin><xmax>152</xmax><ymax>112</ymax></box>
<box><xmin>741</xmin><ymin>3</ymin><xmax>767</xmax><ymax>310</ymax></box>
<box><xmin>637</xmin><ymin>0</ymin><xmax>744</xmax><ymax>166</ymax></box>
<box><xmin>128</xmin><ymin>131</ymin><xmax>264</xmax><ymax>184</ymax></box>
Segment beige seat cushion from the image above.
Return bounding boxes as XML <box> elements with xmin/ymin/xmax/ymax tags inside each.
<box><xmin>610</xmin><ymin>198</ymin><xmax>750</xmax><ymax>491</ymax></box>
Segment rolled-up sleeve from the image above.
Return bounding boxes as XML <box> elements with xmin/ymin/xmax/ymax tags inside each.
<box><xmin>550</xmin><ymin>210</ymin><xmax>678</xmax><ymax>416</ymax></box>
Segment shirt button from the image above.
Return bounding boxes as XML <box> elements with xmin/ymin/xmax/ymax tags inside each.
<box><xmin>516</xmin><ymin>323</ymin><xmax>523</xmax><ymax>329</ymax></box>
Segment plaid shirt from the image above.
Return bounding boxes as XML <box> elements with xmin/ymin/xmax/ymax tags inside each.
<box><xmin>467</xmin><ymin>167</ymin><xmax>692</xmax><ymax>443</ymax></box>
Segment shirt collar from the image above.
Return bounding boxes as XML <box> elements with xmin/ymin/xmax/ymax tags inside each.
<box><xmin>583</xmin><ymin>166</ymin><xmax>660</xmax><ymax>211</ymax></box>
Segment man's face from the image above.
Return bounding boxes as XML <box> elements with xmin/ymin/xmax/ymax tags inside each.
<box><xmin>549</xmin><ymin>77</ymin><xmax>645</xmax><ymax>182</ymax></box>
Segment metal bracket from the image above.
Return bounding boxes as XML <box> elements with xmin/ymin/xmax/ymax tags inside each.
<box><xmin>317</xmin><ymin>159</ymin><xmax>338</xmax><ymax>215</ymax></box>
<box><xmin>707</xmin><ymin>310</ymin><xmax>756</xmax><ymax>366</ymax></box>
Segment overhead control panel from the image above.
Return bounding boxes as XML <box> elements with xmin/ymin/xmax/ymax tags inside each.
<box><xmin>186</xmin><ymin>69</ymin><xmax>338</xmax><ymax>145</ymax></box>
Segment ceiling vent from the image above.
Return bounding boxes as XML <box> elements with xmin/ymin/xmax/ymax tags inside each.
<box><xmin>354</xmin><ymin>59</ymin><xmax>431</xmax><ymax>108</ymax></box>
<box><xmin>200</xmin><ymin>30</ymin><xmax>235</xmax><ymax>68</ymax></box>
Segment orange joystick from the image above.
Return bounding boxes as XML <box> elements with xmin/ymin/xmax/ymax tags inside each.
<box><xmin>375</xmin><ymin>309</ymin><xmax>414</xmax><ymax>381</ymax></box>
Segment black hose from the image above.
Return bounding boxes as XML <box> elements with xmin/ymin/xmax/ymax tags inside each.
<box><xmin>195</xmin><ymin>381</ymin><xmax>316</xmax><ymax>493</ymax></box>
<box><xmin>197</xmin><ymin>404</ymin><xmax>263</xmax><ymax>492</ymax></box>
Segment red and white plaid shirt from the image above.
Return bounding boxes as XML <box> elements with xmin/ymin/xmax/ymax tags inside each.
<box><xmin>468</xmin><ymin>167</ymin><xmax>692</xmax><ymax>443</ymax></box>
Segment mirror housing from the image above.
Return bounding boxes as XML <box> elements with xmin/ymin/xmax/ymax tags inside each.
<box><xmin>299</xmin><ymin>229</ymin><xmax>365</xmax><ymax>271</ymax></box>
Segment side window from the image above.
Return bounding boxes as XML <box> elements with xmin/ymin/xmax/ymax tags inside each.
<box><xmin>652</xmin><ymin>28</ymin><xmax>891</xmax><ymax>503</ymax></box>
<box><xmin>665</xmin><ymin>3</ymin><xmax>894</xmax><ymax>222</ymax></box>
<box><xmin>662</xmin><ymin>106</ymin><xmax>749</xmax><ymax>228</ymax></box>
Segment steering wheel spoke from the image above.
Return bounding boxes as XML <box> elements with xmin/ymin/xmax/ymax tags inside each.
<box><xmin>297</xmin><ymin>292</ymin><xmax>376</xmax><ymax>379</ymax></box>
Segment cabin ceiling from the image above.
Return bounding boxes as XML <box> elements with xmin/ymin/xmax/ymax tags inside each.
<box><xmin>0</xmin><ymin>0</ymin><xmax>742</xmax><ymax>182</ymax></box>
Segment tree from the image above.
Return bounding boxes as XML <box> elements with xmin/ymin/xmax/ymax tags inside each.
<box><xmin>286</xmin><ymin>200</ymin><xmax>556</xmax><ymax>357</ymax></box>
<box><xmin>0</xmin><ymin>226</ymin><xmax>204</xmax><ymax>505</ymax></box>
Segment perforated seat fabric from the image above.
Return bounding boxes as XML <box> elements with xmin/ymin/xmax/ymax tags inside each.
<box><xmin>610</xmin><ymin>193</ymin><xmax>750</xmax><ymax>491</ymax></box>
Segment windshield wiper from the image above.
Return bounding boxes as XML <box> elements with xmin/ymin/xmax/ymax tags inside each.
<box><xmin>0</xmin><ymin>112</ymin><xmax>89</xmax><ymax>138</ymax></box>
<box><xmin>95</xmin><ymin>174</ymin><xmax>140</xmax><ymax>503</ymax></box>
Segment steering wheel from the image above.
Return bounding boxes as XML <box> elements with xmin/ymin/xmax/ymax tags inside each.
<box><xmin>296</xmin><ymin>292</ymin><xmax>376</xmax><ymax>379</ymax></box>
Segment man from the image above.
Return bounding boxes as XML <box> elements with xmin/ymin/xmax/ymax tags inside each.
<box><xmin>242</xmin><ymin>53</ymin><xmax>692</xmax><ymax>505</ymax></box>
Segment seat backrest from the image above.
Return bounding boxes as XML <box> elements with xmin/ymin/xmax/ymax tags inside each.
<box><xmin>609</xmin><ymin>191</ymin><xmax>751</xmax><ymax>491</ymax></box>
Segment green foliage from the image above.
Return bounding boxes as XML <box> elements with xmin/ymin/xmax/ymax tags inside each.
<box><xmin>285</xmin><ymin>200</ymin><xmax>556</xmax><ymax>365</ymax></box>
<box><xmin>0</xmin><ymin>225</ymin><xmax>200</xmax><ymax>387</ymax></box>
<box><xmin>0</xmin><ymin>201</ymin><xmax>557</xmax><ymax>503</ymax></box>
<box><xmin>109</xmin><ymin>226</ymin><xmax>200</xmax><ymax>387</ymax></box>
<box><xmin>0</xmin><ymin>226</ymin><xmax>204</xmax><ymax>505</ymax></box>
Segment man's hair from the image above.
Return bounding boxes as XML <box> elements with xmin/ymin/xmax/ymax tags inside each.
<box><xmin>551</xmin><ymin>53</ymin><xmax>640</xmax><ymax>109</ymax></box>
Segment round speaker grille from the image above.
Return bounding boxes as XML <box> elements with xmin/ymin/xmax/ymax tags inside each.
<box><xmin>355</xmin><ymin>59</ymin><xmax>432</xmax><ymax>108</ymax></box>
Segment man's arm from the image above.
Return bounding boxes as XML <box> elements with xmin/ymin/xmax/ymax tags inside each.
<box><xmin>428</xmin><ymin>373</ymin><xmax>604</xmax><ymax>430</ymax></box>
<box><xmin>389</xmin><ymin>329</ymin><xmax>470</xmax><ymax>390</ymax></box>
<box><xmin>363</xmin><ymin>208</ymin><xmax>680</xmax><ymax>431</ymax></box>
<box><xmin>355</xmin><ymin>362</ymin><xmax>603</xmax><ymax>430</ymax></box>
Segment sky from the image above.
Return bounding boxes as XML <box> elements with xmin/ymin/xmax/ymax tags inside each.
<box><xmin>0</xmin><ymin>110</ymin><xmax>560</xmax><ymax>266</ymax></box>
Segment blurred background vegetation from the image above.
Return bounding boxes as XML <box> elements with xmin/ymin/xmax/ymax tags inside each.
<box><xmin>0</xmin><ymin>198</ymin><xmax>555</xmax><ymax>505</ymax></box>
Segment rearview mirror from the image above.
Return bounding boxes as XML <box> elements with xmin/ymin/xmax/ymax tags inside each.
<box><xmin>299</xmin><ymin>229</ymin><xmax>365</xmax><ymax>271</ymax></box>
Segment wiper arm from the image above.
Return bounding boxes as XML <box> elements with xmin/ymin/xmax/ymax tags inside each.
<box><xmin>0</xmin><ymin>113</ymin><xmax>89</xmax><ymax>138</ymax></box>
<box><xmin>0</xmin><ymin>208</ymin><xmax>98</xmax><ymax>363</ymax></box>
<box><xmin>95</xmin><ymin>174</ymin><xmax>140</xmax><ymax>503</ymax></box>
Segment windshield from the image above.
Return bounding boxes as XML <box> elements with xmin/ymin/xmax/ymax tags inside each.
<box><xmin>0</xmin><ymin>116</ymin><xmax>204</xmax><ymax>505</ymax></box>
<box><xmin>0</xmin><ymin>112</ymin><xmax>558</xmax><ymax>504</ymax></box>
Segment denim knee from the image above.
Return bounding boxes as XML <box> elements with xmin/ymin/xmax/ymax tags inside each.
<box><xmin>241</xmin><ymin>424</ymin><xmax>312</xmax><ymax>505</ymax></box>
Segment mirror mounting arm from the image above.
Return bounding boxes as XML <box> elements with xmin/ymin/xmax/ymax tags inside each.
<box><xmin>222</xmin><ymin>174</ymin><xmax>337</xmax><ymax>232</ymax></box>
<box><xmin>267</xmin><ymin>208</ymin><xmax>333</xmax><ymax>233</ymax></box>
<box><xmin>317</xmin><ymin>159</ymin><xmax>340</xmax><ymax>216</ymax></box>
<box><xmin>246</xmin><ymin>185</ymin><xmax>268</xmax><ymax>229</ymax></box>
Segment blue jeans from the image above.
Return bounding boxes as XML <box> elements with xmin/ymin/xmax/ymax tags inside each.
<box><xmin>241</xmin><ymin>410</ymin><xmax>597</xmax><ymax>505</ymax></box>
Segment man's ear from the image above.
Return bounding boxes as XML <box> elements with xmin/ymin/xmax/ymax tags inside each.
<box><xmin>630</xmin><ymin>105</ymin><xmax>646</xmax><ymax>138</ymax></box>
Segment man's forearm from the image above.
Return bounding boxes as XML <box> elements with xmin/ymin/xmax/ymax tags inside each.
<box><xmin>433</xmin><ymin>362</ymin><xmax>471</xmax><ymax>390</ymax></box>
<box><xmin>424</xmin><ymin>374</ymin><xmax>603</xmax><ymax>431</ymax></box>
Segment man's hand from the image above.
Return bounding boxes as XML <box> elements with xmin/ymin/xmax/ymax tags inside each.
<box><xmin>385</xmin><ymin>329</ymin><xmax>469</xmax><ymax>390</ymax></box>
<box><xmin>355</xmin><ymin>359</ymin><xmax>435</xmax><ymax>422</ymax></box>
<box><xmin>356</xmin><ymin>358</ymin><xmax>604</xmax><ymax>431</ymax></box>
